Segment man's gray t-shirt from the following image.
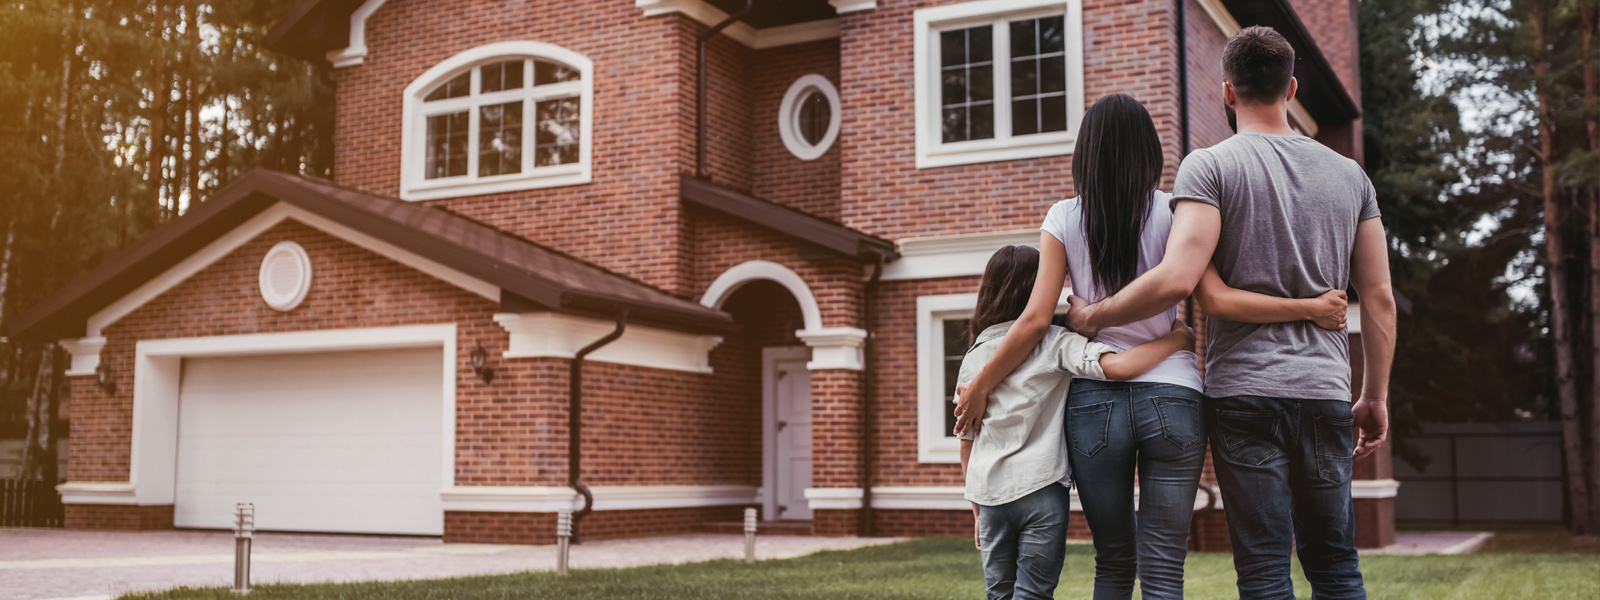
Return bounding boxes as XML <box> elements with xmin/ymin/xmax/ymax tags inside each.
<box><xmin>1173</xmin><ymin>132</ymin><xmax>1380</xmax><ymax>401</ymax></box>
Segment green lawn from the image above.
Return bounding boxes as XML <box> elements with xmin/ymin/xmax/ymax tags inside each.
<box><xmin>120</xmin><ymin>537</ymin><xmax>1599</xmax><ymax>600</ymax></box>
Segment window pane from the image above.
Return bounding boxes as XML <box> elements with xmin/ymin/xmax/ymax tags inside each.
<box><xmin>480</xmin><ymin>60</ymin><xmax>524</xmax><ymax>93</ymax></box>
<box><xmin>424</xmin><ymin>72</ymin><xmax>470</xmax><ymax>102</ymax></box>
<box><xmin>798</xmin><ymin>91</ymin><xmax>831</xmax><ymax>146</ymax></box>
<box><xmin>425</xmin><ymin>111</ymin><xmax>468</xmax><ymax>179</ymax></box>
<box><xmin>478</xmin><ymin>101</ymin><xmax>523</xmax><ymax>177</ymax></box>
<box><xmin>535</xmin><ymin>61</ymin><xmax>581</xmax><ymax>85</ymax></box>
<box><xmin>939</xmin><ymin>25</ymin><xmax>995</xmax><ymax>144</ymax></box>
<box><xmin>535</xmin><ymin>97</ymin><xmax>581</xmax><ymax>167</ymax></box>
<box><xmin>941</xmin><ymin>318</ymin><xmax>972</xmax><ymax>437</ymax></box>
<box><xmin>1010</xmin><ymin>15</ymin><xmax>1069</xmax><ymax>136</ymax></box>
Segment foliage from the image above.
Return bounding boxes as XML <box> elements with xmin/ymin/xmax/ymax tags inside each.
<box><xmin>112</xmin><ymin>538</ymin><xmax>1600</xmax><ymax>600</ymax></box>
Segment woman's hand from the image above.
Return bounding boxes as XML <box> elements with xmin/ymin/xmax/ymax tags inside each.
<box><xmin>1170</xmin><ymin>319</ymin><xmax>1196</xmax><ymax>353</ymax></box>
<box><xmin>953</xmin><ymin>381</ymin><xmax>988</xmax><ymax>438</ymax></box>
<box><xmin>1306</xmin><ymin>289</ymin><xmax>1349</xmax><ymax>331</ymax></box>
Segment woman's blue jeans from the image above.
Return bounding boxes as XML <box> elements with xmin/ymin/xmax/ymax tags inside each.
<box><xmin>1066</xmin><ymin>379</ymin><xmax>1206</xmax><ymax>600</ymax></box>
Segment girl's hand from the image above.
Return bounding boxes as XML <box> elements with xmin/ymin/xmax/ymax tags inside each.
<box><xmin>953</xmin><ymin>381</ymin><xmax>988</xmax><ymax>437</ymax></box>
<box><xmin>1170</xmin><ymin>319</ymin><xmax>1196</xmax><ymax>353</ymax></box>
<box><xmin>1307</xmin><ymin>289</ymin><xmax>1349</xmax><ymax>330</ymax></box>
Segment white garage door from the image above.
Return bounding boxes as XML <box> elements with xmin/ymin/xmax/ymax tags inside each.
<box><xmin>174</xmin><ymin>347</ymin><xmax>445</xmax><ymax>535</ymax></box>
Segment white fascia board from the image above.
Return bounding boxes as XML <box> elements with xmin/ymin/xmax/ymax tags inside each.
<box><xmin>637</xmin><ymin>0</ymin><xmax>842</xmax><ymax>49</ymax></box>
<box><xmin>56</xmin><ymin>481</ymin><xmax>139</xmax><ymax>505</ymax></box>
<box><xmin>84</xmin><ymin>203</ymin><xmax>499</xmax><ymax>338</ymax></box>
<box><xmin>494</xmin><ymin>312</ymin><xmax>722</xmax><ymax>374</ymax></box>
<box><xmin>440</xmin><ymin>485</ymin><xmax>760</xmax><ymax>513</ymax></box>
<box><xmin>883</xmin><ymin>229</ymin><xmax>1041</xmax><ymax>281</ymax></box>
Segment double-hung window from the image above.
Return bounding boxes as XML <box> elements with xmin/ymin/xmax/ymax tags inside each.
<box><xmin>402</xmin><ymin>42</ymin><xmax>593</xmax><ymax>201</ymax></box>
<box><xmin>914</xmin><ymin>0</ymin><xmax>1084</xmax><ymax>169</ymax></box>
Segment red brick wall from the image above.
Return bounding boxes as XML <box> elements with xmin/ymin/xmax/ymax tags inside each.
<box><xmin>835</xmin><ymin>0</ymin><xmax>1182</xmax><ymax>241</ymax></box>
<box><xmin>1186</xmin><ymin>0</ymin><xmax>1234</xmax><ymax>152</ymax></box>
<box><xmin>870</xmin><ymin>277</ymin><xmax>976</xmax><ymax>487</ymax></box>
<box><xmin>335</xmin><ymin>1</ymin><xmax>695</xmax><ymax>293</ymax></box>
<box><xmin>750</xmin><ymin>40</ymin><xmax>844</xmax><ymax>221</ymax></box>
<box><xmin>445</xmin><ymin>505</ymin><xmax>751</xmax><ymax>545</ymax></box>
<box><xmin>65</xmin><ymin>504</ymin><xmax>174</xmax><ymax>531</ymax></box>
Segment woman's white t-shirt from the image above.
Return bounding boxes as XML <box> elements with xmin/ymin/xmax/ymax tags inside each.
<box><xmin>1041</xmin><ymin>190</ymin><xmax>1203</xmax><ymax>391</ymax></box>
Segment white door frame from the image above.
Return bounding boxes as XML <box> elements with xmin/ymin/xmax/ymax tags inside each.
<box><xmin>761</xmin><ymin>346</ymin><xmax>811</xmax><ymax>520</ymax></box>
<box><xmin>116</xmin><ymin>324</ymin><xmax>457</xmax><ymax>506</ymax></box>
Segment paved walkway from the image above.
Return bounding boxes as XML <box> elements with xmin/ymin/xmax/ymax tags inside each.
<box><xmin>0</xmin><ymin>528</ymin><xmax>904</xmax><ymax>600</ymax></box>
<box><xmin>1362</xmin><ymin>531</ymin><xmax>1495</xmax><ymax>555</ymax></box>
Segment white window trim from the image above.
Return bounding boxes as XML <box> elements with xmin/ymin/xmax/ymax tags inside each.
<box><xmin>778</xmin><ymin>74</ymin><xmax>842</xmax><ymax>161</ymax></box>
<box><xmin>913</xmin><ymin>0</ymin><xmax>1085</xmax><ymax>169</ymax></box>
<box><xmin>401</xmin><ymin>41</ymin><xmax>594</xmax><ymax>202</ymax></box>
<box><xmin>258</xmin><ymin>241</ymin><xmax>313</xmax><ymax>312</ymax></box>
<box><xmin>917</xmin><ymin>291</ymin><xmax>1071</xmax><ymax>463</ymax></box>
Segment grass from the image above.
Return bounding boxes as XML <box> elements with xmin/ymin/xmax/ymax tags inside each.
<box><xmin>117</xmin><ymin>538</ymin><xmax>1600</xmax><ymax>600</ymax></box>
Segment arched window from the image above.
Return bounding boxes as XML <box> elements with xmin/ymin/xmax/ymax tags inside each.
<box><xmin>401</xmin><ymin>42</ymin><xmax>593</xmax><ymax>201</ymax></box>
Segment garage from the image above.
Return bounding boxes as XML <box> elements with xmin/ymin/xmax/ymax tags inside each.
<box><xmin>173</xmin><ymin>347</ymin><xmax>446</xmax><ymax>535</ymax></box>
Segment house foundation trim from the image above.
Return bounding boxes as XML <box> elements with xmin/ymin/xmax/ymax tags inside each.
<box><xmin>57</xmin><ymin>481</ymin><xmax>139</xmax><ymax>505</ymax></box>
<box><xmin>1351</xmin><ymin>479</ymin><xmax>1401</xmax><ymax>499</ymax></box>
<box><xmin>440</xmin><ymin>485</ymin><xmax>760</xmax><ymax>512</ymax></box>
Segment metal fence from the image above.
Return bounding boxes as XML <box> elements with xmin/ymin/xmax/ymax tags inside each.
<box><xmin>0</xmin><ymin>478</ymin><xmax>64</xmax><ymax>528</ymax></box>
<box><xmin>1394</xmin><ymin>421</ymin><xmax>1565</xmax><ymax>524</ymax></box>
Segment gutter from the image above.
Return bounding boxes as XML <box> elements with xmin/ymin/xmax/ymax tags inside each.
<box><xmin>858</xmin><ymin>262</ymin><xmax>883</xmax><ymax>536</ymax></box>
<box><xmin>569</xmin><ymin>310</ymin><xmax>629</xmax><ymax>540</ymax></box>
<box><xmin>696</xmin><ymin>0</ymin><xmax>755</xmax><ymax>179</ymax></box>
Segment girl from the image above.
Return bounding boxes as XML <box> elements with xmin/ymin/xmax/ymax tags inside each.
<box><xmin>957</xmin><ymin>244</ymin><xmax>1195</xmax><ymax>600</ymax></box>
<box><xmin>955</xmin><ymin>94</ymin><xmax>1347</xmax><ymax>600</ymax></box>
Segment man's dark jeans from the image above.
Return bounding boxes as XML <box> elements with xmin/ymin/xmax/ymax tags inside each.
<box><xmin>1207</xmin><ymin>395</ymin><xmax>1366</xmax><ymax>599</ymax></box>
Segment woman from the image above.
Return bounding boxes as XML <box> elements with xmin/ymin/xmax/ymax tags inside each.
<box><xmin>954</xmin><ymin>94</ymin><xmax>1345</xmax><ymax>600</ymax></box>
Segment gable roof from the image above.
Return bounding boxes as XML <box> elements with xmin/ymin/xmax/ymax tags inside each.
<box><xmin>9</xmin><ymin>169</ymin><xmax>734</xmax><ymax>342</ymax></box>
<box><xmin>1219</xmin><ymin>0</ymin><xmax>1361</xmax><ymax>124</ymax></box>
<box><xmin>680</xmin><ymin>175</ymin><xmax>896</xmax><ymax>262</ymax></box>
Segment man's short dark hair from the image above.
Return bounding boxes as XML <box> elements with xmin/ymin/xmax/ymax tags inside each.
<box><xmin>1222</xmin><ymin>26</ymin><xmax>1295</xmax><ymax>105</ymax></box>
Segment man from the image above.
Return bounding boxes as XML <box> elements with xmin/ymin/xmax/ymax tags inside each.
<box><xmin>1065</xmin><ymin>26</ymin><xmax>1396</xmax><ymax>599</ymax></box>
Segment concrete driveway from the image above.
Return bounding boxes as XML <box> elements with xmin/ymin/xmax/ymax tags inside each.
<box><xmin>0</xmin><ymin>528</ymin><xmax>902</xmax><ymax>600</ymax></box>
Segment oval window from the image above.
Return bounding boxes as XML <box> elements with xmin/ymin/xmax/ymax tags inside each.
<box><xmin>779</xmin><ymin>75</ymin><xmax>840</xmax><ymax>161</ymax></box>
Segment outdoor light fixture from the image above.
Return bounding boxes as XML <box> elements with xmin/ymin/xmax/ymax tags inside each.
<box><xmin>470</xmin><ymin>343</ymin><xmax>494</xmax><ymax>384</ymax></box>
<box><xmin>94</xmin><ymin>361</ymin><xmax>116</xmax><ymax>394</ymax></box>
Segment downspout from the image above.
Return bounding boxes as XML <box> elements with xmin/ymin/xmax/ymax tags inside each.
<box><xmin>696</xmin><ymin>0</ymin><xmax>754</xmax><ymax>179</ymax></box>
<box><xmin>858</xmin><ymin>261</ymin><xmax>883</xmax><ymax>536</ymax></box>
<box><xmin>569</xmin><ymin>309</ymin><xmax>628</xmax><ymax>540</ymax></box>
<box><xmin>1177</xmin><ymin>0</ymin><xmax>1197</xmax><ymax>328</ymax></box>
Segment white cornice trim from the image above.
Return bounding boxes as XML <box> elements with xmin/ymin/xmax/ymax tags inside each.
<box><xmin>830</xmin><ymin>0</ymin><xmax>877</xmax><ymax>13</ymax></box>
<box><xmin>56</xmin><ymin>481</ymin><xmax>139</xmax><ymax>505</ymax></box>
<box><xmin>1352</xmin><ymin>478</ymin><xmax>1400</xmax><ymax>499</ymax></box>
<box><xmin>83</xmin><ymin>203</ymin><xmax>499</xmax><ymax>337</ymax></box>
<box><xmin>325</xmin><ymin>0</ymin><xmax>388</xmax><ymax>68</ymax></box>
<box><xmin>493</xmin><ymin>312</ymin><xmax>722</xmax><ymax>374</ymax></box>
<box><xmin>796</xmin><ymin>327</ymin><xmax>867</xmax><ymax>371</ymax></box>
<box><xmin>59</xmin><ymin>336</ymin><xmax>106</xmax><ymax>377</ymax></box>
<box><xmin>636</xmin><ymin>0</ymin><xmax>842</xmax><ymax>49</ymax></box>
<box><xmin>883</xmin><ymin>229</ymin><xmax>1041</xmax><ymax>281</ymax></box>
<box><xmin>1192</xmin><ymin>0</ymin><xmax>1320</xmax><ymax>137</ymax></box>
<box><xmin>440</xmin><ymin>485</ymin><xmax>760</xmax><ymax>512</ymax></box>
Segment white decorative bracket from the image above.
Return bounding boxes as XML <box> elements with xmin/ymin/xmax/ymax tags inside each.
<box><xmin>796</xmin><ymin>327</ymin><xmax>867</xmax><ymax>371</ymax></box>
<box><xmin>58</xmin><ymin>336</ymin><xmax>107</xmax><ymax>377</ymax></box>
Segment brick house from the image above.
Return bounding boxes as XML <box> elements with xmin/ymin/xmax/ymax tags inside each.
<box><xmin>13</xmin><ymin>0</ymin><xmax>1396</xmax><ymax>548</ymax></box>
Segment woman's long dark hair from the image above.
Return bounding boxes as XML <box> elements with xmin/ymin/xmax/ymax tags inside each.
<box><xmin>1073</xmin><ymin>93</ymin><xmax>1164</xmax><ymax>295</ymax></box>
<box><xmin>966</xmin><ymin>245</ymin><xmax>1040</xmax><ymax>347</ymax></box>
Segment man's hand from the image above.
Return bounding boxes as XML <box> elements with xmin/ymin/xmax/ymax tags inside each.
<box><xmin>1307</xmin><ymin>289</ymin><xmax>1349</xmax><ymax>331</ymax></box>
<box><xmin>1352</xmin><ymin>396</ymin><xmax>1389</xmax><ymax>458</ymax></box>
<box><xmin>1065</xmin><ymin>295</ymin><xmax>1102</xmax><ymax>340</ymax></box>
<box><xmin>953</xmin><ymin>381</ymin><xmax>987</xmax><ymax>438</ymax></box>
<box><xmin>971</xmin><ymin>503</ymin><xmax>982</xmax><ymax>550</ymax></box>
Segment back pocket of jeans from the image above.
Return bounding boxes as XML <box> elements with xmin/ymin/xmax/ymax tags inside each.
<box><xmin>1314</xmin><ymin>414</ymin><xmax>1355</xmax><ymax>484</ymax></box>
<box><xmin>1213</xmin><ymin>408</ymin><xmax>1281</xmax><ymax>466</ymax></box>
<box><xmin>1153</xmin><ymin>395</ymin><xmax>1203</xmax><ymax>451</ymax></box>
<box><xmin>1067</xmin><ymin>401</ymin><xmax>1114</xmax><ymax>457</ymax></box>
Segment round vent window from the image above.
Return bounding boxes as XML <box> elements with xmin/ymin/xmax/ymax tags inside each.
<box><xmin>778</xmin><ymin>74</ymin><xmax>840</xmax><ymax>161</ymax></box>
<box><xmin>259</xmin><ymin>241</ymin><xmax>312</xmax><ymax>312</ymax></box>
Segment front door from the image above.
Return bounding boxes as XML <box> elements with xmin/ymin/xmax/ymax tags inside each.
<box><xmin>767</xmin><ymin>348</ymin><xmax>813</xmax><ymax>521</ymax></box>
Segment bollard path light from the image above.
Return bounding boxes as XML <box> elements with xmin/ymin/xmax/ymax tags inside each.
<box><xmin>744</xmin><ymin>507</ymin><xmax>758</xmax><ymax>562</ymax></box>
<box><xmin>556</xmin><ymin>509</ymin><xmax>573</xmax><ymax>575</ymax></box>
<box><xmin>233</xmin><ymin>503</ymin><xmax>255</xmax><ymax>595</ymax></box>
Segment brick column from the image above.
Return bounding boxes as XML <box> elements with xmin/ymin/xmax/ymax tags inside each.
<box><xmin>809</xmin><ymin>369</ymin><xmax>863</xmax><ymax>536</ymax></box>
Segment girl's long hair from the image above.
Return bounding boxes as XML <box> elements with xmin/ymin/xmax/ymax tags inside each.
<box><xmin>1073</xmin><ymin>93</ymin><xmax>1164</xmax><ymax>296</ymax></box>
<box><xmin>966</xmin><ymin>245</ymin><xmax>1040</xmax><ymax>347</ymax></box>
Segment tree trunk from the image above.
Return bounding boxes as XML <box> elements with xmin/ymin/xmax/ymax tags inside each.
<box><xmin>18</xmin><ymin>345</ymin><xmax>59</xmax><ymax>483</ymax></box>
<box><xmin>51</xmin><ymin>4</ymin><xmax>73</xmax><ymax>232</ymax></box>
<box><xmin>1580</xmin><ymin>0</ymin><xmax>1600</xmax><ymax>534</ymax></box>
<box><xmin>1534</xmin><ymin>0</ymin><xmax>1594</xmax><ymax>535</ymax></box>
<box><xmin>146</xmin><ymin>3</ymin><xmax>167</xmax><ymax>226</ymax></box>
<box><xmin>0</xmin><ymin>215</ymin><xmax>13</xmax><ymax>338</ymax></box>
<box><xmin>183</xmin><ymin>0</ymin><xmax>199</xmax><ymax>211</ymax></box>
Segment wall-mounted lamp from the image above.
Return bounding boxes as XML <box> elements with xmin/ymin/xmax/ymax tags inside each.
<box><xmin>470</xmin><ymin>344</ymin><xmax>495</xmax><ymax>384</ymax></box>
<box><xmin>94</xmin><ymin>361</ymin><xmax>117</xmax><ymax>394</ymax></box>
